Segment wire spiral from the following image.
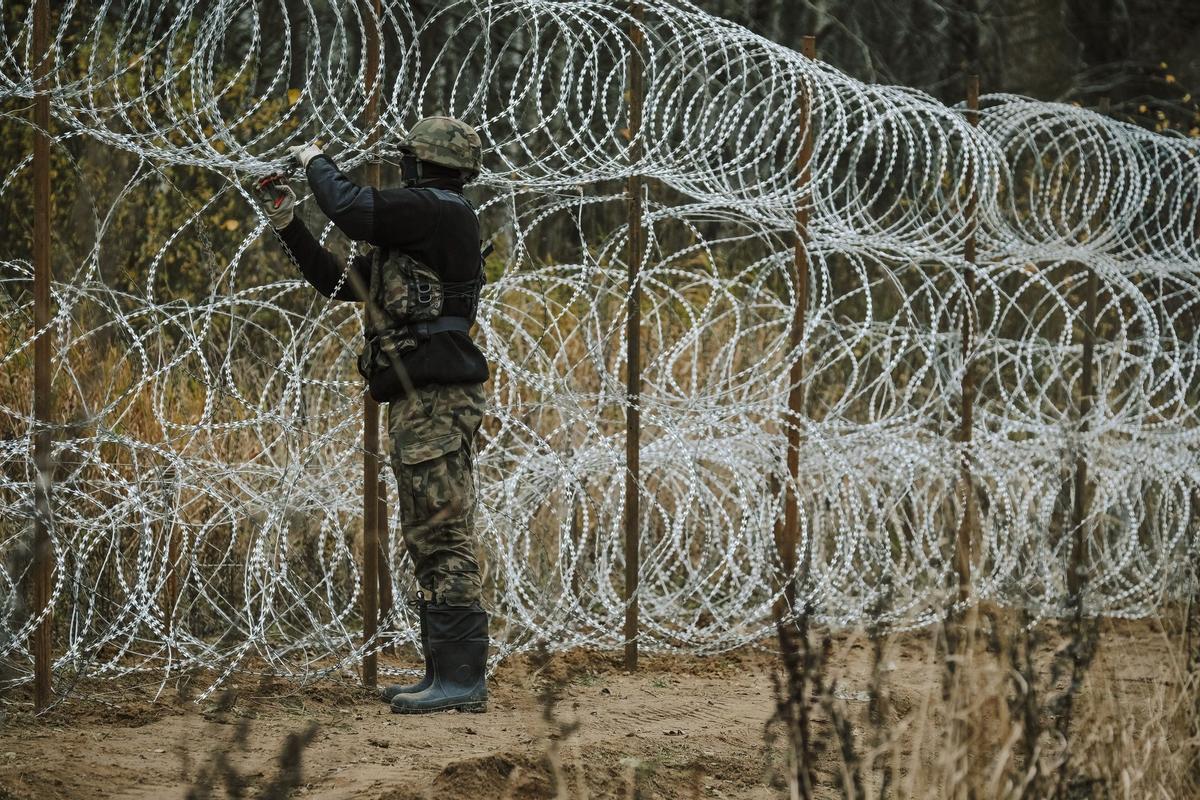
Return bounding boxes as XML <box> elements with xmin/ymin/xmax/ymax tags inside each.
<box><xmin>0</xmin><ymin>1</ymin><xmax>1197</xmax><ymax>697</ymax></box>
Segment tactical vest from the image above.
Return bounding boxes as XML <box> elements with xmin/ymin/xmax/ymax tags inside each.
<box><xmin>356</xmin><ymin>191</ymin><xmax>486</xmax><ymax>383</ymax></box>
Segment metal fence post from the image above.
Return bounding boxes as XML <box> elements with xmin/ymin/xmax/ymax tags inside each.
<box><xmin>954</xmin><ymin>75</ymin><xmax>980</xmax><ymax>604</ymax></box>
<box><xmin>32</xmin><ymin>0</ymin><xmax>55</xmax><ymax>712</ymax></box>
<box><xmin>360</xmin><ymin>0</ymin><xmax>382</xmax><ymax>689</ymax></box>
<box><xmin>778</xmin><ymin>35</ymin><xmax>817</xmax><ymax>615</ymax></box>
<box><xmin>623</xmin><ymin>0</ymin><xmax>645</xmax><ymax>672</ymax></box>
<box><xmin>1067</xmin><ymin>98</ymin><xmax>1110</xmax><ymax>600</ymax></box>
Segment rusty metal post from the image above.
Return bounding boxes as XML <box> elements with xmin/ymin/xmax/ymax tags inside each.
<box><xmin>948</xmin><ymin>78</ymin><xmax>985</xmax><ymax>790</ymax></box>
<box><xmin>623</xmin><ymin>1</ymin><xmax>645</xmax><ymax>672</ymax></box>
<box><xmin>360</xmin><ymin>0</ymin><xmax>382</xmax><ymax>689</ymax></box>
<box><xmin>1067</xmin><ymin>100</ymin><xmax>1107</xmax><ymax>600</ymax></box>
<box><xmin>954</xmin><ymin>76</ymin><xmax>980</xmax><ymax>604</ymax></box>
<box><xmin>777</xmin><ymin>35</ymin><xmax>817</xmax><ymax>615</ymax></box>
<box><xmin>31</xmin><ymin>0</ymin><xmax>54</xmax><ymax>712</ymax></box>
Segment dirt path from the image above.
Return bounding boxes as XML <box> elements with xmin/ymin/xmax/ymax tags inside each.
<box><xmin>0</xmin><ymin>648</ymin><xmax>786</xmax><ymax>800</ymax></box>
<box><xmin>0</xmin><ymin>616</ymin><xmax>1182</xmax><ymax>799</ymax></box>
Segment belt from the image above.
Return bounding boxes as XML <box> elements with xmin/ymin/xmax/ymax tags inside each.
<box><xmin>410</xmin><ymin>316</ymin><xmax>471</xmax><ymax>337</ymax></box>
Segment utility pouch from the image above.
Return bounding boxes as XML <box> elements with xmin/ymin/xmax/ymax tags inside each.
<box><xmin>358</xmin><ymin>249</ymin><xmax>446</xmax><ymax>382</ymax></box>
<box><xmin>357</xmin><ymin>327</ymin><xmax>420</xmax><ymax>380</ymax></box>
<box><xmin>381</xmin><ymin>251</ymin><xmax>444</xmax><ymax>324</ymax></box>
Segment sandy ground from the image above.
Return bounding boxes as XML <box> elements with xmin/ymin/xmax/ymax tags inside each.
<box><xmin>0</xmin><ymin>616</ymin><xmax>1181</xmax><ymax>800</ymax></box>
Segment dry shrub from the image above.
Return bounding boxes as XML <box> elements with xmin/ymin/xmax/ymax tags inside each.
<box><xmin>765</xmin><ymin>600</ymin><xmax>1200</xmax><ymax>800</ymax></box>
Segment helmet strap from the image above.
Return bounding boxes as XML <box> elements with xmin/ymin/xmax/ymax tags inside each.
<box><xmin>399</xmin><ymin>152</ymin><xmax>423</xmax><ymax>187</ymax></box>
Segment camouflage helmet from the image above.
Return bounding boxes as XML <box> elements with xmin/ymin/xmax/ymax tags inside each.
<box><xmin>399</xmin><ymin>116</ymin><xmax>482</xmax><ymax>179</ymax></box>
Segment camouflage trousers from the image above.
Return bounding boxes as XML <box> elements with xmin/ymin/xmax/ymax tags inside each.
<box><xmin>386</xmin><ymin>382</ymin><xmax>486</xmax><ymax>606</ymax></box>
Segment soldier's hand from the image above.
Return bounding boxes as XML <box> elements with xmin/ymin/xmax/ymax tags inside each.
<box><xmin>253</xmin><ymin>173</ymin><xmax>296</xmax><ymax>229</ymax></box>
<box><xmin>287</xmin><ymin>143</ymin><xmax>325</xmax><ymax>170</ymax></box>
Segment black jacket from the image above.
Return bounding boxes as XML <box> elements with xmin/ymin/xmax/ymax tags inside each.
<box><xmin>276</xmin><ymin>155</ymin><xmax>489</xmax><ymax>401</ymax></box>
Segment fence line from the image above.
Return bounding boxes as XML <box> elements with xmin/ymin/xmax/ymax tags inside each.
<box><xmin>0</xmin><ymin>1</ymin><xmax>1196</xmax><ymax>698</ymax></box>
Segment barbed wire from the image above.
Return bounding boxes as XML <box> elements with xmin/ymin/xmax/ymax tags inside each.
<box><xmin>0</xmin><ymin>0</ymin><xmax>1197</xmax><ymax>698</ymax></box>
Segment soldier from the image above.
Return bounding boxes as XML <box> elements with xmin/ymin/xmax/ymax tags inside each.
<box><xmin>253</xmin><ymin>117</ymin><xmax>490</xmax><ymax>714</ymax></box>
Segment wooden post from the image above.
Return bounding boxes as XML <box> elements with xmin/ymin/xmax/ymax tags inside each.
<box><xmin>360</xmin><ymin>0</ymin><xmax>382</xmax><ymax>689</ymax></box>
<box><xmin>947</xmin><ymin>78</ymin><xmax>985</xmax><ymax>788</ymax></box>
<box><xmin>777</xmin><ymin>35</ymin><xmax>817</xmax><ymax>615</ymax></box>
<box><xmin>1067</xmin><ymin>99</ymin><xmax>1107</xmax><ymax>600</ymax></box>
<box><xmin>954</xmin><ymin>76</ymin><xmax>980</xmax><ymax>604</ymax></box>
<box><xmin>31</xmin><ymin>0</ymin><xmax>54</xmax><ymax>712</ymax></box>
<box><xmin>624</xmin><ymin>1</ymin><xmax>645</xmax><ymax>672</ymax></box>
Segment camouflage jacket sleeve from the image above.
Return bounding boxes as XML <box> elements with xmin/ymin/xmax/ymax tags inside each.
<box><xmin>275</xmin><ymin>217</ymin><xmax>370</xmax><ymax>302</ymax></box>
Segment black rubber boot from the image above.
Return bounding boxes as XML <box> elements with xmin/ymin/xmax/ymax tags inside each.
<box><xmin>390</xmin><ymin>602</ymin><xmax>488</xmax><ymax>714</ymax></box>
<box><xmin>379</xmin><ymin>593</ymin><xmax>432</xmax><ymax>703</ymax></box>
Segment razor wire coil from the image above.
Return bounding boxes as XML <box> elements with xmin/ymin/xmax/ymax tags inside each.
<box><xmin>0</xmin><ymin>0</ymin><xmax>1197</xmax><ymax>698</ymax></box>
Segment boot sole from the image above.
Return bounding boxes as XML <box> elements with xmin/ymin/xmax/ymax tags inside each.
<box><xmin>390</xmin><ymin>699</ymin><xmax>487</xmax><ymax>714</ymax></box>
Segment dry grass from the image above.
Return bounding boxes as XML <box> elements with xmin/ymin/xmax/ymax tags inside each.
<box><xmin>760</xmin><ymin>603</ymin><xmax>1200</xmax><ymax>799</ymax></box>
<box><xmin>0</xmin><ymin>623</ymin><xmax>1191</xmax><ymax>799</ymax></box>
<box><xmin>472</xmin><ymin>603</ymin><xmax>1200</xmax><ymax>800</ymax></box>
